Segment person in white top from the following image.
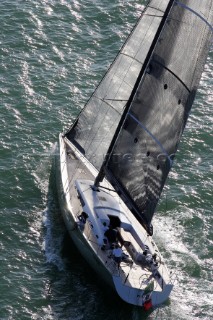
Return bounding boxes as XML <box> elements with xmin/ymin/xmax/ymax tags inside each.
<box><xmin>112</xmin><ymin>244</ymin><xmax>123</xmax><ymax>266</ymax></box>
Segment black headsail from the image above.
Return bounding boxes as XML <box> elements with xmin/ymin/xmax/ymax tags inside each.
<box><xmin>95</xmin><ymin>0</ymin><xmax>213</xmax><ymax>234</ymax></box>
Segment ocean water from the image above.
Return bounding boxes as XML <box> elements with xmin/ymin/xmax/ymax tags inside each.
<box><xmin>0</xmin><ymin>1</ymin><xmax>212</xmax><ymax>319</ymax></box>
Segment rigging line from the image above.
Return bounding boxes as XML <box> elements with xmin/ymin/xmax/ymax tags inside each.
<box><xmin>92</xmin><ymin>95</ymin><xmax>123</xmax><ymax>115</ymax></box>
<box><xmin>153</xmin><ymin>60</ymin><xmax>190</xmax><ymax>92</ymax></box>
<box><xmin>127</xmin><ymin>112</ymin><xmax>173</xmax><ymax>167</ymax></box>
<box><xmin>103</xmin><ymin>98</ymin><xmax>128</xmax><ymax>102</ymax></box>
<box><xmin>98</xmin><ymin>185</ymin><xmax>117</xmax><ymax>192</ymax></box>
<box><xmin>143</xmin><ymin>14</ymin><xmax>164</xmax><ymax>18</ymax></box>
<box><xmin>94</xmin><ymin>94</ymin><xmax>128</xmax><ymax>104</ymax></box>
<box><xmin>148</xmin><ymin>5</ymin><xmax>166</xmax><ymax>15</ymax></box>
<box><xmin>175</xmin><ymin>1</ymin><xmax>213</xmax><ymax>32</ymax></box>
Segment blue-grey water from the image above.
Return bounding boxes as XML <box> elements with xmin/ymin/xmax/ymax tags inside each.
<box><xmin>0</xmin><ymin>1</ymin><xmax>212</xmax><ymax>319</ymax></box>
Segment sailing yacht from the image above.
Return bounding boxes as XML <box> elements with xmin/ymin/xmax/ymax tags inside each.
<box><xmin>57</xmin><ymin>0</ymin><xmax>213</xmax><ymax>308</ymax></box>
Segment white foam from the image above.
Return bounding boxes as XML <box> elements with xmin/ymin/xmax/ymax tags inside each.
<box><xmin>42</xmin><ymin>207</ymin><xmax>65</xmax><ymax>272</ymax></box>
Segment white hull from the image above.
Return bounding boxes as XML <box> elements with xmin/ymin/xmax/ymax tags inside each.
<box><xmin>57</xmin><ymin>133</ymin><xmax>173</xmax><ymax>308</ymax></box>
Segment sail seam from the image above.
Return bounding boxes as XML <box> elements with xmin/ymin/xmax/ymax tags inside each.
<box><xmin>120</xmin><ymin>52</ymin><xmax>143</xmax><ymax>66</ymax></box>
<box><xmin>127</xmin><ymin>112</ymin><xmax>173</xmax><ymax>167</ymax></box>
<box><xmin>93</xmin><ymin>95</ymin><xmax>124</xmax><ymax>115</ymax></box>
<box><xmin>175</xmin><ymin>1</ymin><xmax>213</xmax><ymax>32</ymax></box>
<box><xmin>143</xmin><ymin>14</ymin><xmax>165</xmax><ymax>18</ymax></box>
<box><xmin>153</xmin><ymin>60</ymin><xmax>190</xmax><ymax>92</ymax></box>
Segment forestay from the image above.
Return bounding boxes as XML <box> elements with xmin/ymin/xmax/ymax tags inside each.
<box><xmin>104</xmin><ymin>0</ymin><xmax>213</xmax><ymax>232</ymax></box>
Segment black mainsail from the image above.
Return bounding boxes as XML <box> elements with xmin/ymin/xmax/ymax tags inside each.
<box><xmin>66</xmin><ymin>0</ymin><xmax>213</xmax><ymax>234</ymax></box>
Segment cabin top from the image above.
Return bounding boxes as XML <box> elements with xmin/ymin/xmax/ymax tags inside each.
<box><xmin>75</xmin><ymin>179</ymin><xmax>132</xmax><ymax>245</ymax></box>
<box><xmin>74</xmin><ymin>179</ymin><xmax>164</xmax><ymax>274</ymax></box>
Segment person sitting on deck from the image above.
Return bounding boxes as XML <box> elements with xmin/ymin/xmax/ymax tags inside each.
<box><xmin>77</xmin><ymin>212</ymin><xmax>88</xmax><ymax>229</ymax></box>
<box><xmin>112</xmin><ymin>244</ymin><xmax>123</xmax><ymax>267</ymax></box>
<box><xmin>104</xmin><ymin>225</ymin><xmax>118</xmax><ymax>248</ymax></box>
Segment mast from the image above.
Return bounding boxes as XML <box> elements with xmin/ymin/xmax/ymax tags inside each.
<box><xmin>94</xmin><ymin>0</ymin><xmax>175</xmax><ymax>188</ymax></box>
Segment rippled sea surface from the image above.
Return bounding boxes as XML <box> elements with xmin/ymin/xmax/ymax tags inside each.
<box><xmin>0</xmin><ymin>1</ymin><xmax>212</xmax><ymax>319</ymax></box>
